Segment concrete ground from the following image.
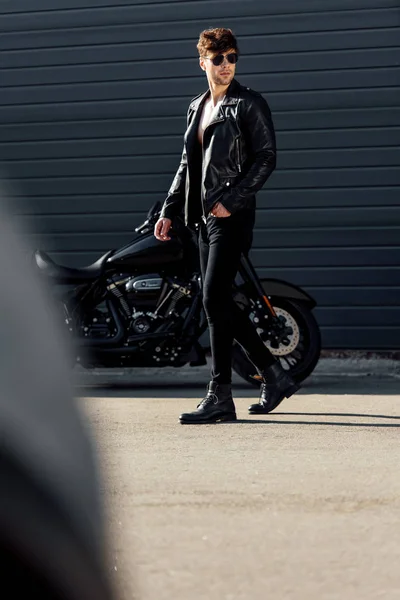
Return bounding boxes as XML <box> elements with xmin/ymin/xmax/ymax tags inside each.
<box><xmin>78</xmin><ymin>363</ymin><xmax>400</xmax><ymax>600</ymax></box>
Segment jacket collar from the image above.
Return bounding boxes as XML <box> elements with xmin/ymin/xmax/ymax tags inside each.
<box><xmin>189</xmin><ymin>78</ymin><xmax>240</xmax><ymax>111</ymax></box>
<box><xmin>185</xmin><ymin>79</ymin><xmax>241</xmax><ymax>159</ymax></box>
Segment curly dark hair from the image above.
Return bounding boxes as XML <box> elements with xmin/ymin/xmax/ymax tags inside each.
<box><xmin>197</xmin><ymin>28</ymin><xmax>239</xmax><ymax>57</ymax></box>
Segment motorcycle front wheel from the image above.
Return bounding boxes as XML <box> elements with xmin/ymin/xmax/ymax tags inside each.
<box><xmin>232</xmin><ymin>297</ymin><xmax>321</xmax><ymax>386</ymax></box>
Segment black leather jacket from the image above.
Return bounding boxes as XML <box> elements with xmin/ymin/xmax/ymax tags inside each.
<box><xmin>160</xmin><ymin>78</ymin><xmax>276</xmax><ymax>225</ymax></box>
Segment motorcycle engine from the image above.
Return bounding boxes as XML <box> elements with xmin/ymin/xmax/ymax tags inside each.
<box><xmin>78</xmin><ymin>273</ymin><xmax>194</xmax><ymax>342</ymax></box>
<box><xmin>127</xmin><ymin>274</ymin><xmax>192</xmax><ymax>311</ymax></box>
<box><xmin>109</xmin><ymin>273</ymin><xmax>194</xmax><ymax>337</ymax></box>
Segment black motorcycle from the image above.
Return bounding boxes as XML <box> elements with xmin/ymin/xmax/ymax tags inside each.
<box><xmin>34</xmin><ymin>202</ymin><xmax>321</xmax><ymax>387</ymax></box>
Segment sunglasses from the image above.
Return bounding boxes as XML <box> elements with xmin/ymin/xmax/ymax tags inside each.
<box><xmin>204</xmin><ymin>52</ymin><xmax>239</xmax><ymax>67</ymax></box>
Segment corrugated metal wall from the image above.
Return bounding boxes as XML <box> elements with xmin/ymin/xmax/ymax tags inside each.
<box><xmin>1</xmin><ymin>0</ymin><xmax>399</xmax><ymax>349</ymax></box>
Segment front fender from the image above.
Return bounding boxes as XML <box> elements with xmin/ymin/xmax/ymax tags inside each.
<box><xmin>260</xmin><ymin>278</ymin><xmax>317</xmax><ymax>309</ymax></box>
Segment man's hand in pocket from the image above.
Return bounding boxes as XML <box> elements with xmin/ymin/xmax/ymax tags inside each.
<box><xmin>210</xmin><ymin>202</ymin><xmax>231</xmax><ymax>218</ymax></box>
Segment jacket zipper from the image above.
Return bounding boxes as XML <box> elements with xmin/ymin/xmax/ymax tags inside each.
<box><xmin>201</xmin><ymin>116</ymin><xmax>226</xmax><ymax>218</ymax></box>
<box><xmin>201</xmin><ymin>135</ymin><xmax>206</xmax><ymax>219</ymax></box>
<box><xmin>236</xmin><ymin>138</ymin><xmax>242</xmax><ymax>173</ymax></box>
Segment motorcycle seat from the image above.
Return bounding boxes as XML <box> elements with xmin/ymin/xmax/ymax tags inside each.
<box><xmin>34</xmin><ymin>249</ymin><xmax>113</xmax><ymax>283</ymax></box>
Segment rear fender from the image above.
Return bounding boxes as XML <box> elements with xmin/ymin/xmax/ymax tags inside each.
<box><xmin>260</xmin><ymin>278</ymin><xmax>317</xmax><ymax>309</ymax></box>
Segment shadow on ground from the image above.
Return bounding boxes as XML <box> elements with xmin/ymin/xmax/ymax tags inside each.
<box><xmin>233</xmin><ymin>414</ymin><xmax>400</xmax><ymax>428</ymax></box>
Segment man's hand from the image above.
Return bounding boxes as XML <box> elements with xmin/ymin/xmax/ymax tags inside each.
<box><xmin>154</xmin><ymin>217</ymin><xmax>172</xmax><ymax>241</ymax></box>
<box><xmin>210</xmin><ymin>202</ymin><xmax>231</xmax><ymax>218</ymax></box>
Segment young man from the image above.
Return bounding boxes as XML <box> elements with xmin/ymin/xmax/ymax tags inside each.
<box><xmin>154</xmin><ymin>28</ymin><xmax>299</xmax><ymax>424</ymax></box>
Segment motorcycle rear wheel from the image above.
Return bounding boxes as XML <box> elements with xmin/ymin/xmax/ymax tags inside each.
<box><xmin>232</xmin><ymin>297</ymin><xmax>321</xmax><ymax>386</ymax></box>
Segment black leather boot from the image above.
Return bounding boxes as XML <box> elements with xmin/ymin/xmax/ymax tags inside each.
<box><xmin>179</xmin><ymin>382</ymin><xmax>237</xmax><ymax>424</ymax></box>
<box><xmin>248</xmin><ymin>362</ymin><xmax>300</xmax><ymax>414</ymax></box>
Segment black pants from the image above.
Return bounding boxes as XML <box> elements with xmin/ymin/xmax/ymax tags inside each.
<box><xmin>199</xmin><ymin>210</ymin><xmax>276</xmax><ymax>384</ymax></box>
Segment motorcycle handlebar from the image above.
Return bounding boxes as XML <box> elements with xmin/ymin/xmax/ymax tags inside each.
<box><xmin>134</xmin><ymin>219</ymin><xmax>150</xmax><ymax>234</ymax></box>
<box><xmin>134</xmin><ymin>211</ymin><xmax>162</xmax><ymax>234</ymax></box>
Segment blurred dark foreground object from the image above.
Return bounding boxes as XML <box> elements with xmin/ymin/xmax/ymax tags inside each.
<box><xmin>0</xmin><ymin>196</ymin><xmax>114</xmax><ymax>599</ymax></box>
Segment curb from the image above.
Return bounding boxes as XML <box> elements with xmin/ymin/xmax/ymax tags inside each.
<box><xmin>74</xmin><ymin>356</ymin><xmax>400</xmax><ymax>387</ymax></box>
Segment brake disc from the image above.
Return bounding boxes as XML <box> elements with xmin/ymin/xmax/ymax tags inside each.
<box><xmin>255</xmin><ymin>307</ymin><xmax>300</xmax><ymax>356</ymax></box>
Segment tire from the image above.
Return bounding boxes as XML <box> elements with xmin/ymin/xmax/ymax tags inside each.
<box><xmin>232</xmin><ymin>297</ymin><xmax>321</xmax><ymax>386</ymax></box>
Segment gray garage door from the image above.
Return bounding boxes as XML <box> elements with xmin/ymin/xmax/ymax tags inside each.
<box><xmin>1</xmin><ymin>0</ymin><xmax>399</xmax><ymax>349</ymax></box>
